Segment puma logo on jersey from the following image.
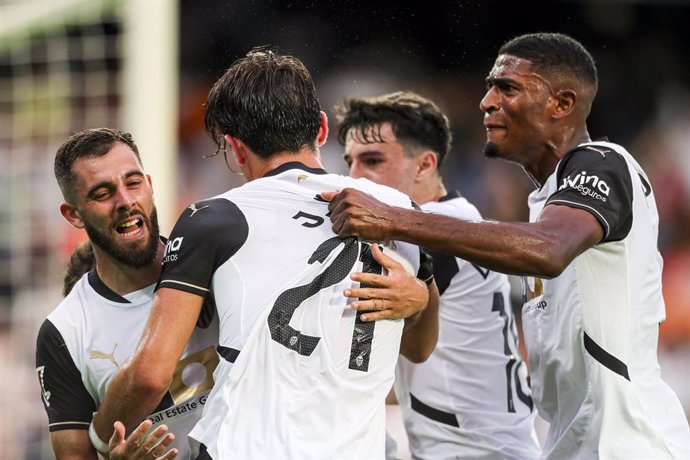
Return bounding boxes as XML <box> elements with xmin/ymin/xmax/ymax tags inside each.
<box><xmin>89</xmin><ymin>343</ymin><xmax>119</xmax><ymax>368</ymax></box>
<box><xmin>297</xmin><ymin>174</ymin><xmax>308</xmax><ymax>183</ymax></box>
<box><xmin>188</xmin><ymin>203</ymin><xmax>209</xmax><ymax>217</ymax></box>
<box><xmin>584</xmin><ymin>146</ymin><xmax>608</xmax><ymax>157</ymax></box>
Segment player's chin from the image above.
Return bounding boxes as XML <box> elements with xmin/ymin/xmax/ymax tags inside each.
<box><xmin>483</xmin><ymin>141</ymin><xmax>503</xmax><ymax>158</ymax></box>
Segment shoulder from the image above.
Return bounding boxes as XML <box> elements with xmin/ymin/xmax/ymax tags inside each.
<box><xmin>45</xmin><ymin>275</ymin><xmax>89</xmax><ymax>328</ymax></box>
<box><xmin>168</xmin><ymin>198</ymin><xmax>249</xmax><ymax>251</ymax></box>
<box><xmin>556</xmin><ymin>142</ymin><xmax>631</xmax><ymax>182</ymax></box>
<box><xmin>342</xmin><ymin>176</ymin><xmax>416</xmax><ymax>210</ymax></box>
<box><xmin>422</xmin><ymin>194</ymin><xmax>482</xmax><ymax>221</ymax></box>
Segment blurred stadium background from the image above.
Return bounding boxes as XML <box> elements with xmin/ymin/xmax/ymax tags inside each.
<box><xmin>1</xmin><ymin>0</ymin><xmax>688</xmax><ymax>457</ymax></box>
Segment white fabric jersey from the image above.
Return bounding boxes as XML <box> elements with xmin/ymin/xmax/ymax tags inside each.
<box><xmin>158</xmin><ymin>162</ymin><xmax>433</xmax><ymax>460</ymax></box>
<box><xmin>394</xmin><ymin>192</ymin><xmax>540</xmax><ymax>460</ymax></box>
<box><xmin>35</xmin><ymin>270</ymin><xmax>219</xmax><ymax>459</ymax></box>
<box><xmin>522</xmin><ymin>141</ymin><xmax>690</xmax><ymax>459</ymax></box>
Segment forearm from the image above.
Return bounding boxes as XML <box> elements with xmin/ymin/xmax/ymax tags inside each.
<box><xmin>399</xmin><ymin>281</ymin><xmax>439</xmax><ymax>363</ymax></box>
<box><xmin>92</xmin><ymin>359</ymin><xmax>169</xmax><ymax>445</ymax></box>
<box><xmin>388</xmin><ymin>208</ymin><xmax>563</xmax><ymax>277</ymax></box>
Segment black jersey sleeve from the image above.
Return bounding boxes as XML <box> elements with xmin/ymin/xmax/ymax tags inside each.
<box><xmin>35</xmin><ymin>319</ymin><xmax>95</xmax><ymax>431</ymax></box>
<box><xmin>417</xmin><ymin>248</ymin><xmax>434</xmax><ymax>285</ymax></box>
<box><xmin>545</xmin><ymin>146</ymin><xmax>633</xmax><ymax>242</ymax></box>
<box><xmin>406</xmin><ymin>199</ymin><xmax>435</xmax><ymax>284</ymax></box>
<box><xmin>158</xmin><ymin>198</ymin><xmax>249</xmax><ymax>297</ymax></box>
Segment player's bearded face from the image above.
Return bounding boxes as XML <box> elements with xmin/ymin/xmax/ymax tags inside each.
<box><xmin>84</xmin><ymin>206</ymin><xmax>160</xmax><ymax>267</ymax></box>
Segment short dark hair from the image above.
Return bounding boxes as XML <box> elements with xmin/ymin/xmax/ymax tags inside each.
<box><xmin>54</xmin><ymin>128</ymin><xmax>141</xmax><ymax>202</ymax></box>
<box><xmin>204</xmin><ymin>46</ymin><xmax>322</xmax><ymax>159</ymax></box>
<box><xmin>499</xmin><ymin>32</ymin><xmax>598</xmax><ymax>95</ymax></box>
<box><xmin>334</xmin><ymin>91</ymin><xmax>452</xmax><ymax>168</ymax></box>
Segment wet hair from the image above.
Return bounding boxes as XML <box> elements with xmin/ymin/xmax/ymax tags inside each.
<box><xmin>334</xmin><ymin>91</ymin><xmax>452</xmax><ymax>168</ymax></box>
<box><xmin>54</xmin><ymin>128</ymin><xmax>141</xmax><ymax>203</ymax></box>
<box><xmin>498</xmin><ymin>32</ymin><xmax>598</xmax><ymax>96</ymax></box>
<box><xmin>63</xmin><ymin>241</ymin><xmax>95</xmax><ymax>296</ymax></box>
<box><xmin>204</xmin><ymin>46</ymin><xmax>322</xmax><ymax>159</ymax></box>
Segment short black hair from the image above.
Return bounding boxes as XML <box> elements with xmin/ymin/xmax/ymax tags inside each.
<box><xmin>334</xmin><ymin>91</ymin><xmax>452</xmax><ymax>168</ymax></box>
<box><xmin>204</xmin><ymin>46</ymin><xmax>322</xmax><ymax>159</ymax></box>
<box><xmin>54</xmin><ymin>128</ymin><xmax>141</xmax><ymax>202</ymax></box>
<box><xmin>499</xmin><ymin>32</ymin><xmax>598</xmax><ymax>95</ymax></box>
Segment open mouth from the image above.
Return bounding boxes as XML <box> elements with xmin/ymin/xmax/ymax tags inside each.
<box><xmin>116</xmin><ymin>217</ymin><xmax>144</xmax><ymax>238</ymax></box>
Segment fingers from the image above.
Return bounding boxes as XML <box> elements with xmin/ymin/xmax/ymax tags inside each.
<box><xmin>142</xmin><ymin>424</ymin><xmax>172</xmax><ymax>453</ymax></box>
<box><xmin>369</xmin><ymin>243</ymin><xmax>402</xmax><ymax>272</ymax></box>
<box><xmin>358</xmin><ymin>308</ymin><xmax>399</xmax><ymax>322</ymax></box>
<box><xmin>128</xmin><ymin>419</ymin><xmax>154</xmax><ymax>449</ymax></box>
<box><xmin>109</xmin><ymin>419</ymin><xmax>178</xmax><ymax>460</ymax></box>
<box><xmin>158</xmin><ymin>448</ymin><xmax>179</xmax><ymax>459</ymax></box>
<box><xmin>348</xmin><ymin>271</ymin><xmax>389</xmax><ymax>288</ymax></box>
<box><xmin>320</xmin><ymin>190</ymin><xmax>340</xmax><ymax>202</ymax></box>
<box><xmin>109</xmin><ymin>420</ymin><xmax>126</xmax><ymax>447</ymax></box>
<box><xmin>149</xmin><ymin>432</ymin><xmax>176</xmax><ymax>459</ymax></box>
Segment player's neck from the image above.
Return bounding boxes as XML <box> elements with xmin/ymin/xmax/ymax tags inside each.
<box><xmin>411</xmin><ymin>177</ymin><xmax>447</xmax><ymax>205</ymax></box>
<box><xmin>92</xmin><ymin>241</ymin><xmax>164</xmax><ymax>295</ymax></box>
<box><xmin>249</xmin><ymin>148</ymin><xmax>324</xmax><ymax>180</ymax></box>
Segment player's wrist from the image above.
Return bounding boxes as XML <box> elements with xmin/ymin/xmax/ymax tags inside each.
<box><xmin>88</xmin><ymin>417</ymin><xmax>110</xmax><ymax>455</ymax></box>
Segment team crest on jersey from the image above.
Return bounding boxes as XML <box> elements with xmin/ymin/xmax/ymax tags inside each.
<box><xmin>558</xmin><ymin>170</ymin><xmax>610</xmax><ymax>202</ymax></box>
<box><xmin>355</xmin><ymin>354</ymin><xmax>364</xmax><ymax>368</ymax></box>
<box><xmin>36</xmin><ymin>366</ymin><xmax>51</xmax><ymax>407</ymax></box>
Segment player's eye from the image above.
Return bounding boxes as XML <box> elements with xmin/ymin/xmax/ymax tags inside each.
<box><xmin>92</xmin><ymin>191</ymin><xmax>110</xmax><ymax>201</ymax></box>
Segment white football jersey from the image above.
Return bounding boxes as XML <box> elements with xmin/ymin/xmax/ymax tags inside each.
<box><xmin>523</xmin><ymin>141</ymin><xmax>690</xmax><ymax>459</ymax></box>
<box><xmin>35</xmin><ymin>270</ymin><xmax>219</xmax><ymax>459</ymax></box>
<box><xmin>394</xmin><ymin>192</ymin><xmax>540</xmax><ymax>460</ymax></box>
<box><xmin>158</xmin><ymin>162</ymin><xmax>432</xmax><ymax>460</ymax></box>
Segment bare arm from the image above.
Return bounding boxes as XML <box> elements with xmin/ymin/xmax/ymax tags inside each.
<box><xmin>345</xmin><ymin>244</ymin><xmax>439</xmax><ymax>363</ymax></box>
<box><xmin>50</xmin><ymin>430</ymin><xmax>97</xmax><ymax>460</ymax></box>
<box><xmin>399</xmin><ymin>280</ymin><xmax>439</xmax><ymax>363</ymax></box>
<box><xmin>92</xmin><ymin>288</ymin><xmax>203</xmax><ymax>444</ymax></box>
<box><xmin>324</xmin><ymin>188</ymin><xmax>603</xmax><ymax>278</ymax></box>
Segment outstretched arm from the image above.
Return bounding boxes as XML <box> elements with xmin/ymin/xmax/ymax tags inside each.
<box><xmin>91</xmin><ymin>288</ymin><xmax>203</xmax><ymax>451</ymax></box>
<box><xmin>345</xmin><ymin>244</ymin><xmax>439</xmax><ymax>363</ymax></box>
<box><xmin>323</xmin><ymin>188</ymin><xmax>603</xmax><ymax>278</ymax></box>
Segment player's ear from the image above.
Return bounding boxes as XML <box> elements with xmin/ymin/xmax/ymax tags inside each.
<box><xmin>317</xmin><ymin>111</ymin><xmax>329</xmax><ymax>147</ymax></box>
<box><xmin>60</xmin><ymin>202</ymin><xmax>85</xmax><ymax>229</ymax></box>
<box><xmin>416</xmin><ymin>151</ymin><xmax>438</xmax><ymax>181</ymax></box>
<box><xmin>225</xmin><ymin>134</ymin><xmax>247</xmax><ymax>166</ymax></box>
<box><xmin>552</xmin><ymin>88</ymin><xmax>576</xmax><ymax>119</ymax></box>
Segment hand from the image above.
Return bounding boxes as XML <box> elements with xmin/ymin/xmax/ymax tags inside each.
<box><xmin>321</xmin><ymin>188</ymin><xmax>398</xmax><ymax>241</ymax></box>
<box><xmin>344</xmin><ymin>243</ymin><xmax>429</xmax><ymax>322</ymax></box>
<box><xmin>109</xmin><ymin>420</ymin><xmax>178</xmax><ymax>459</ymax></box>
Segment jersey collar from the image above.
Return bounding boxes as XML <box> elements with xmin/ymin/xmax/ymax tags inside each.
<box><xmin>88</xmin><ymin>270</ymin><xmax>130</xmax><ymax>303</ymax></box>
<box><xmin>439</xmin><ymin>190</ymin><xmax>462</xmax><ymax>202</ymax></box>
<box><xmin>263</xmin><ymin>161</ymin><xmax>328</xmax><ymax>177</ymax></box>
<box><xmin>86</xmin><ymin>236</ymin><xmax>166</xmax><ymax>304</ymax></box>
